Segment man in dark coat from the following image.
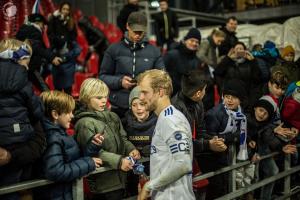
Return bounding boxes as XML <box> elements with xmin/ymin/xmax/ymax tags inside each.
<box><xmin>16</xmin><ymin>13</ymin><xmax>62</xmax><ymax>91</ymax></box>
<box><xmin>153</xmin><ymin>0</ymin><xmax>178</xmax><ymax>50</ymax></box>
<box><xmin>117</xmin><ymin>0</ymin><xmax>140</xmax><ymax>33</ymax></box>
<box><xmin>218</xmin><ymin>16</ymin><xmax>238</xmax><ymax>56</ymax></box>
<box><xmin>99</xmin><ymin>12</ymin><xmax>164</xmax><ymax>118</ymax></box>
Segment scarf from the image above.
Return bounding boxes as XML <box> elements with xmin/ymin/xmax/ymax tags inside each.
<box><xmin>221</xmin><ymin>104</ymin><xmax>248</xmax><ymax>161</ymax></box>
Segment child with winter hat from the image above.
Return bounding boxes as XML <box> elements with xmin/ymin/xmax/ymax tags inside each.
<box><xmin>247</xmin><ymin>96</ymin><xmax>297</xmax><ymax>200</ymax></box>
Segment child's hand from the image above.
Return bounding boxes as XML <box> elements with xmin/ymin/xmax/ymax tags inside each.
<box><xmin>129</xmin><ymin>149</ymin><xmax>141</xmax><ymax>160</ymax></box>
<box><xmin>120</xmin><ymin>158</ymin><xmax>134</xmax><ymax>171</ymax></box>
<box><xmin>209</xmin><ymin>136</ymin><xmax>227</xmax><ymax>152</ymax></box>
<box><xmin>248</xmin><ymin>140</ymin><xmax>256</xmax><ymax>149</ymax></box>
<box><xmin>282</xmin><ymin>144</ymin><xmax>297</xmax><ymax>154</ymax></box>
<box><xmin>251</xmin><ymin>153</ymin><xmax>260</xmax><ymax>163</ymax></box>
<box><xmin>92</xmin><ymin>133</ymin><xmax>104</xmax><ymax>146</ymax></box>
<box><xmin>92</xmin><ymin>157</ymin><xmax>103</xmax><ymax>168</ymax></box>
<box><xmin>274</xmin><ymin>123</ymin><xmax>292</xmax><ymax>138</ymax></box>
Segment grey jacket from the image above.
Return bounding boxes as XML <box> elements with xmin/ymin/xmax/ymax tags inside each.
<box><xmin>99</xmin><ymin>34</ymin><xmax>164</xmax><ymax>109</ymax></box>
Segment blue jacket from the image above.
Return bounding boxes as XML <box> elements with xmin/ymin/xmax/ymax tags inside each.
<box><xmin>99</xmin><ymin>34</ymin><xmax>164</xmax><ymax>109</ymax></box>
<box><xmin>42</xmin><ymin>119</ymin><xmax>98</xmax><ymax>200</ymax></box>
<box><xmin>0</xmin><ymin>59</ymin><xmax>44</xmax><ymax>146</ymax></box>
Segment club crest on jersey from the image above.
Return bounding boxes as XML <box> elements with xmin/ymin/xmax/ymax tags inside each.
<box><xmin>174</xmin><ymin>132</ymin><xmax>182</xmax><ymax>140</ymax></box>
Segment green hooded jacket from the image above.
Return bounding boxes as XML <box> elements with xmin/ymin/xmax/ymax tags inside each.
<box><xmin>74</xmin><ymin>107</ymin><xmax>136</xmax><ymax>193</ymax></box>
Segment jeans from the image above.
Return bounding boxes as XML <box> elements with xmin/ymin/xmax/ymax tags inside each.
<box><xmin>259</xmin><ymin>157</ymin><xmax>279</xmax><ymax>200</ymax></box>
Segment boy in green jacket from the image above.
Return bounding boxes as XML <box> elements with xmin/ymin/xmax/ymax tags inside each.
<box><xmin>74</xmin><ymin>78</ymin><xmax>140</xmax><ymax>200</ymax></box>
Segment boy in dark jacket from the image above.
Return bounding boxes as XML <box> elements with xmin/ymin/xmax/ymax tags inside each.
<box><xmin>40</xmin><ymin>90</ymin><xmax>103</xmax><ymax>200</ymax></box>
<box><xmin>172</xmin><ymin>70</ymin><xmax>227</xmax><ymax>200</ymax></box>
<box><xmin>0</xmin><ymin>38</ymin><xmax>46</xmax><ymax>200</ymax></box>
<box><xmin>247</xmin><ymin>97</ymin><xmax>297</xmax><ymax>200</ymax></box>
<box><xmin>122</xmin><ymin>86</ymin><xmax>157</xmax><ymax>196</ymax></box>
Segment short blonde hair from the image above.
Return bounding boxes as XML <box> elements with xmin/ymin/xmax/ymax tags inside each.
<box><xmin>211</xmin><ymin>29</ymin><xmax>225</xmax><ymax>38</ymax></box>
<box><xmin>79</xmin><ymin>78</ymin><xmax>109</xmax><ymax>105</ymax></box>
<box><xmin>137</xmin><ymin>69</ymin><xmax>173</xmax><ymax>96</ymax></box>
<box><xmin>40</xmin><ymin>90</ymin><xmax>75</xmax><ymax>119</ymax></box>
<box><xmin>0</xmin><ymin>38</ymin><xmax>32</xmax><ymax>57</ymax></box>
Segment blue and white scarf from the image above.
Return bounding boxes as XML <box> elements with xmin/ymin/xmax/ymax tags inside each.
<box><xmin>220</xmin><ymin>104</ymin><xmax>248</xmax><ymax>161</ymax></box>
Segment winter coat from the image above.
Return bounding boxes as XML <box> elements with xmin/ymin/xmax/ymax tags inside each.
<box><xmin>164</xmin><ymin>43</ymin><xmax>202</xmax><ymax>96</ymax></box>
<box><xmin>122</xmin><ymin>111</ymin><xmax>157</xmax><ymax>157</ymax></box>
<box><xmin>99</xmin><ymin>34</ymin><xmax>164</xmax><ymax>109</ymax></box>
<box><xmin>215</xmin><ymin>56</ymin><xmax>263</xmax><ymax>110</ymax></box>
<box><xmin>42</xmin><ymin>118</ymin><xmax>96</xmax><ymax>200</ymax></box>
<box><xmin>52</xmin><ymin>41</ymin><xmax>81</xmax><ymax>89</ymax></box>
<box><xmin>281</xmin><ymin>96</ymin><xmax>300</xmax><ymax>130</ymax></box>
<box><xmin>218</xmin><ymin>26</ymin><xmax>238</xmax><ymax>56</ymax></box>
<box><xmin>153</xmin><ymin>9</ymin><xmax>179</xmax><ymax>46</ymax></box>
<box><xmin>196</xmin><ymin>36</ymin><xmax>220</xmax><ymax>68</ymax></box>
<box><xmin>47</xmin><ymin>12</ymin><xmax>77</xmax><ymax>50</ymax></box>
<box><xmin>172</xmin><ymin>92</ymin><xmax>211</xmax><ymax>154</ymax></box>
<box><xmin>74</xmin><ymin>107</ymin><xmax>136</xmax><ymax>193</ymax></box>
<box><xmin>117</xmin><ymin>3</ymin><xmax>139</xmax><ymax>33</ymax></box>
<box><xmin>0</xmin><ymin>59</ymin><xmax>44</xmax><ymax>146</ymax></box>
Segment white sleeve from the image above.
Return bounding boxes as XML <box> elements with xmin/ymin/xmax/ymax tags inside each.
<box><xmin>147</xmin><ymin>131</ymin><xmax>193</xmax><ymax>191</ymax></box>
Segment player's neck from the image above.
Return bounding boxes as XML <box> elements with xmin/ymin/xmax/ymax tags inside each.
<box><xmin>155</xmin><ymin>97</ymin><xmax>171</xmax><ymax>116</ymax></box>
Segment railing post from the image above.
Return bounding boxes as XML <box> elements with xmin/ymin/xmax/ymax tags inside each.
<box><xmin>228</xmin><ymin>145</ymin><xmax>236</xmax><ymax>195</ymax></box>
<box><xmin>284</xmin><ymin>153</ymin><xmax>291</xmax><ymax>200</ymax></box>
<box><xmin>72</xmin><ymin>178</ymin><xmax>84</xmax><ymax>200</ymax></box>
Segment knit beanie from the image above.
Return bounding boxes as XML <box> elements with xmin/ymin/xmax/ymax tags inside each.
<box><xmin>281</xmin><ymin>45</ymin><xmax>295</xmax><ymax>58</ymax></box>
<box><xmin>223</xmin><ymin>79</ymin><xmax>247</xmax><ymax>102</ymax></box>
<box><xmin>184</xmin><ymin>28</ymin><xmax>201</xmax><ymax>41</ymax></box>
<box><xmin>129</xmin><ymin>86</ymin><xmax>141</xmax><ymax>108</ymax></box>
<box><xmin>254</xmin><ymin>98</ymin><xmax>275</xmax><ymax>120</ymax></box>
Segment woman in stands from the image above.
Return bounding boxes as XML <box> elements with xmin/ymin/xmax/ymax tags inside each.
<box><xmin>47</xmin><ymin>1</ymin><xmax>81</xmax><ymax>95</ymax></box>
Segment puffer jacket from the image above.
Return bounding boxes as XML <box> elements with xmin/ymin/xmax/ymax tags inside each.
<box><xmin>42</xmin><ymin>118</ymin><xmax>96</xmax><ymax>200</ymax></box>
<box><xmin>74</xmin><ymin>106</ymin><xmax>136</xmax><ymax>193</ymax></box>
<box><xmin>122</xmin><ymin>110</ymin><xmax>157</xmax><ymax>157</ymax></box>
<box><xmin>0</xmin><ymin>59</ymin><xmax>44</xmax><ymax>146</ymax></box>
<box><xmin>99</xmin><ymin>33</ymin><xmax>164</xmax><ymax>109</ymax></box>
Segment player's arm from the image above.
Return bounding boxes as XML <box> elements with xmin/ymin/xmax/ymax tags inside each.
<box><xmin>146</xmin><ymin>131</ymin><xmax>192</xmax><ymax>191</ymax></box>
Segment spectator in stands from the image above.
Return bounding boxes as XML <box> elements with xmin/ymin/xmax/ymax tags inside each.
<box><xmin>218</xmin><ymin>16</ymin><xmax>238</xmax><ymax>56</ymax></box>
<box><xmin>39</xmin><ymin>90</ymin><xmax>103</xmax><ymax>200</ymax></box>
<box><xmin>153</xmin><ymin>0</ymin><xmax>179</xmax><ymax>51</ymax></box>
<box><xmin>78</xmin><ymin>16</ymin><xmax>108</xmax><ymax>68</ymax></box>
<box><xmin>172</xmin><ymin>70</ymin><xmax>227</xmax><ymax>200</ymax></box>
<box><xmin>47</xmin><ymin>2</ymin><xmax>81</xmax><ymax>95</ymax></box>
<box><xmin>122</xmin><ymin>86</ymin><xmax>157</xmax><ymax>196</ymax></box>
<box><xmin>0</xmin><ymin>38</ymin><xmax>46</xmax><ymax>200</ymax></box>
<box><xmin>117</xmin><ymin>0</ymin><xmax>140</xmax><ymax>33</ymax></box>
<box><xmin>74</xmin><ymin>78</ymin><xmax>140</xmax><ymax>200</ymax></box>
<box><xmin>249</xmin><ymin>97</ymin><xmax>297</xmax><ymax>200</ymax></box>
<box><xmin>271</xmin><ymin>45</ymin><xmax>300</xmax><ymax>83</ymax></box>
<box><xmin>16</xmin><ymin>13</ymin><xmax>62</xmax><ymax>91</ymax></box>
<box><xmin>164</xmin><ymin>27</ymin><xmax>202</xmax><ymax>96</ymax></box>
<box><xmin>204</xmin><ymin>79</ymin><xmax>249</xmax><ymax>199</ymax></box>
<box><xmin>99</xmin><ymin>12</ymin><xmax>164</xmax><ymax>118</ymax></box>
<box><xmin>197</xmin><ymin>29</ymin><xmax>225</xmax><ymax>69</ymax></box>
<box><xmin>215</xmin><ymin>41</ymin><xmax>263</xmax><ymax>112</ymax></box>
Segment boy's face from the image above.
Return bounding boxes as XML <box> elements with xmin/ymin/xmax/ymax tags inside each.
<box><xmin>254</xmin><ymin>107</ymin><xmax>269</xmax><ymax>122</ymax></box>
<box><xmin>57</xmin><ymin>112</ymin><xmax>74</xmax><ymax>129</ymax></box>
<box><xmin>268</xmin><ymin>82</ymin><xmax>285</xmax><ymax>98</ymax></box>
<box><xmin>131</xmin><ymin>98</ymin><xmax>149</xmax><ymax>122</ymax></box>
<box><xmin>88</xmin><ymin>96</ymin><xmax>107</xmax><ymax>111</ymax></box>
<box><xmin>223</xmin><ymin>94</ymin><xmax>240</xmax><ymax>110</ymax></box>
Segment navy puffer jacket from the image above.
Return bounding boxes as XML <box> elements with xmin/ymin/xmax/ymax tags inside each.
<box><xmin>0</xmin><ymin>59</ymin><xmax>44</xmax><ymax>146</ymax></box>
<box><xmin>42</xmin><ymin>119</ymin><xmax>97</xmax><ymax>200</ymax></box>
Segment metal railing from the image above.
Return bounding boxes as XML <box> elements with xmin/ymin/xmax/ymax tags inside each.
<box><xmin>1</xmin><ymin>145</ymin><xmax>299</xmax><ymax>200</ymax></box>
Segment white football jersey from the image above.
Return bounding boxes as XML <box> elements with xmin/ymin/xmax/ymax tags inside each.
<box><xmin>150</xmin><ymin>105</ymin><xmax>195</xmax><ymax>200</ymax></box>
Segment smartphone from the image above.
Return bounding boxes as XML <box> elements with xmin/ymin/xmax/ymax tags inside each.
<box><xmin>236</xmin><ymin>51</ymin><xmax>245</xmax><ymax>57</ymax></box>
